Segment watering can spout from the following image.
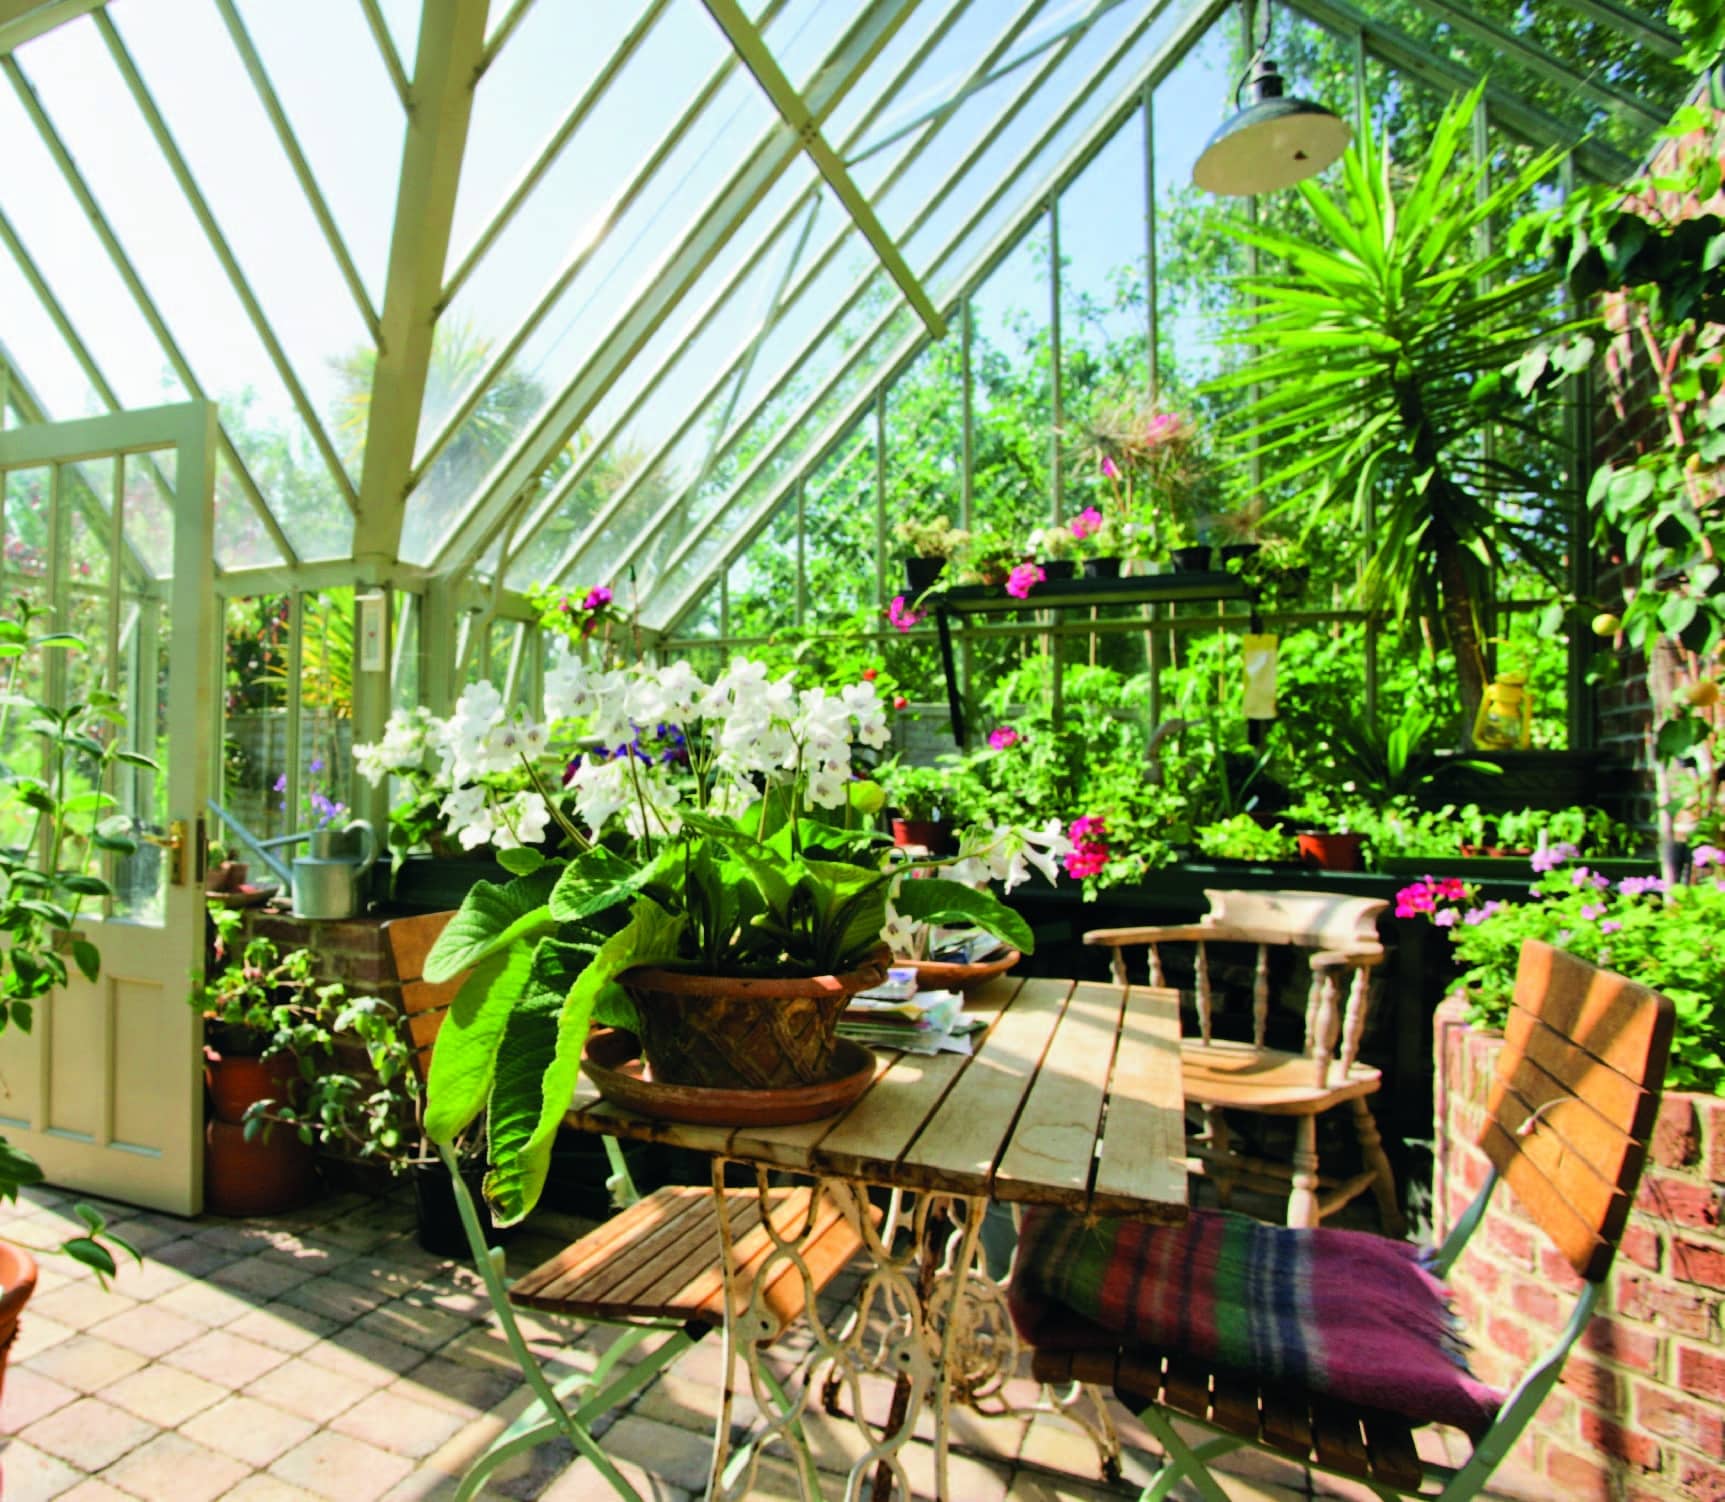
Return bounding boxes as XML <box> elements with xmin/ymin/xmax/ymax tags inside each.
<box><xmin>206</xmin><ymin>799</ymin><xmax>295</xmax><ymax>886</ymax></box>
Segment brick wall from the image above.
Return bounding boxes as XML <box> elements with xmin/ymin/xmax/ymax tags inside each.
<box><xmin>1435</xmin><ymin>997</ymin><xmax>1725</xmax><ymax>1499</ymax></box>
<box><xmin>239</xmin><ymin>911</ymin><xmax>399</xmax><ymax>1000</ymax></box>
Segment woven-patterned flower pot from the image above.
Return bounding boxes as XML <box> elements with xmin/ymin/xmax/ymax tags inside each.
<box><xmin>622</xmin><ymin>948</ymin><xmax>890</xmax><ymax>1091</ymax></box>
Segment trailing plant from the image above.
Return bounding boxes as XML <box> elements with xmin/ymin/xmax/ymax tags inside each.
<box><xmin>197</xmin><ymin>913</ymin><xmax>418</xmax><ymax>1168</ymax></box>
<box><xmin>1208</xmin><ymin>83</ymin><xmax>1577</xmax><ymax>728</ymax></box>
<box><xmin>1194</xmin><ymin>813</ymin><xmax>1289</xmax><ymax>863</ymax></box>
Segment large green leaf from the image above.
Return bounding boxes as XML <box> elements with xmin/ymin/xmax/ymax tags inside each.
<box><xmin>891</xmin><ymin>878</ymin><xmax>1035</xmax><ymax>955</ymax></box>
<box><xmin>422</xmin><ymin>942</ymin><xmax>536</xmax><ymax>1142</ymax></box>
<box><xmin>423</xmin><ymin>867</ymin><xmax>559</xmax><ymax>982</ymax></box>
<box><xmin>483</xmin><ymin>898</ymin><xmax>686</xmax><ymax>1225</ymax></box>
<box><xmin>546</xmin><ymin>844</ymin><xmax>654</xmax><ymax>922</ymax></box>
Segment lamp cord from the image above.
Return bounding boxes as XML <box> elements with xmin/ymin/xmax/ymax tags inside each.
<box><xmin>1233</xmin><ymin>0</ymin><xmax>1276</xmax><ymax>110</ymax></box>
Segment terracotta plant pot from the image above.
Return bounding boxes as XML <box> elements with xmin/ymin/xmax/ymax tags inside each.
<box><xmin>902</xmin><ymin>556</ymin><xmax>946</xmax><ymax>593</ymax></box>
<box><xmin>1297</xmin><ymin>831</ymin><xmax>1366</xmax><ymax>872</ymax></box>
<box><xmin>621</xmin><ymin>948</ymin><xmax>891</xmax><ymax>1092</ymax></box>
<box><xmin>890</xmin><ymin>817</ymin><xmax>952</xmax><ymax>855</ymax></box>
<box><xmin>204</xmin><ymin>1049</ymin><xmax>299</xmax><ymax>1126</ymax></box>
<box><xmin>204</xmin><ymin>1117</ymin><xmax>316</xmax><ymax>1217</ymax></box>
<box><xmin>0</xmin><ymin>1239</ymin><xmax>38</xmax><ymax>1405</ymax></box>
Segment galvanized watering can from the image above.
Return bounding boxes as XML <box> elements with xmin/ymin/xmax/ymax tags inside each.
<box><xmin>210</xmin><ymin>801</ymin><xmax>379</xmax><ymax>920</ymax></box>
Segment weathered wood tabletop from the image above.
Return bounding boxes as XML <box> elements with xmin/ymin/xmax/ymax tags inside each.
<box><xmin>566</xmin><ymin>974</ymin><xmax>1188</xmax><ymax>1222</ymax></box>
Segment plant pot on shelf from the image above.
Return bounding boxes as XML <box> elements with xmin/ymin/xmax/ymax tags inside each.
<box><xmin>1040</xmin><ymin>559</ymin><xmax>1078</xmax><ymax>581</ymax></box>
<box><xmin>1082</xmin><ymin>557</ymin><xmax>1122</xmax><ymax>579</ymax></box>
<box><xmin>620</xmin><ymin>948</ymin><xmax>890</xmax><ymax>1092</ymax></box>
<box><xmin>1297</xmin><ymin>831</ymin><xmax>1366</xmax><ymax>872</ymax></box>
<box><xmin>0</xmin><ymin>1239</ymin><xmax>37</xmax><ymax>1404</ymax></box>
<box><xmin>1171</xmin><ymin>545</ymin><xmax>1214</xmax><ymax>573</ymax></box>
<box><xmin>1219</xmin><ymin>543</ymin><xmax>1260</xmax><ymax>568</ymax></box>
<box><xmin>202</xmin><ymin>1043</ymin><xmax>316</xmax><ymax>1216</ymax></box>
<box><xmin>890</xmin><ymin>816</ymin><xmax>953</xmax><ymax>855</ymax></box>
<box><xmin>902</xmin><ymin>556</ymin><xmax>946</xmax><ymax>593</ymax></box>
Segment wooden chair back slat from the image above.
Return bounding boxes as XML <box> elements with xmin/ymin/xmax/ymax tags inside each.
<box><xmin>1204</xmin><ymin>890</ymin><xmax>1384</xmax><ymax>950</ymax></box>
<box><xmin>1482</xmin><ymin>940</ymin><xmax>1675</xmax><ymax>1282</ymax></box>
<box><xmin>382</xmin><ymin>912</ymin><xmax>464</xmax><ymax>1087</ymax></box>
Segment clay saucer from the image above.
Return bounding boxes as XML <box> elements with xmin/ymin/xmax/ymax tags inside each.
<box><xmin>903</xmin><ymin>948</ymin><xmax>1021</xmax><ymax>992</ymax></box>
<box><xmin>582</xmin><ymin>1028</ymin><xmax>878</xmax><ymax>1127</ymax></box>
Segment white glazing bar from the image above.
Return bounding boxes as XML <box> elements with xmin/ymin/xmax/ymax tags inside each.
<box><xmin>847</xmin><ymin>0</ymin><xmax>1133</xmax><ymax>166</ymax></box>
<box><xmin>96</xmin><ymin>11</ymin><xmax>360</xmax><ymax>516</ymax></box>
<box><xmin>701</xmin><ymin>0</ymin><xmax>945</xmax><ymax>338</ymax></box>
<box><xmin>443</xmin><ymin>0</ymin><xmax>673</xmax><ymax>307</ymax></box>
<box><xmin>357</xmin><ymin>0</ymin><xmax>412</xmax><ymax>112</ymax></box>
<box><xmin>640</xmin><ymin>0</ymin><xmax>1179</xmax><ymax>605</ymax></box>
<box><xmin>212</xmin><ymin>0</ymin><xmax>381</xmax><ymax>340</ymax></box>
<box><xmin>410</xmin><ymin>0</ymin><xmax>783</xmax><ymax>489</ymax></box>
<box><xmin>591</xmin><ymin>0</ymin><xmax>1083</xmax><ymax>591</ymax></box>
<box><xmin>2</xmin><ymin>55</ymin><xmax>297</xmax><ymax>565</ymax></box>
<box><xmin>435</xmin><ymin>2</ymin><xmax>920</xmax><ymax>574</ymax></box>
<box><xmin>500</xmin><ymin>0</ymin><xmax>992</xmax><ymax>586</ymax></box>
<box><xmin>652</xmin><ymin>0</ymin><xmax>1221</xmax><ymax>630</ymax></box>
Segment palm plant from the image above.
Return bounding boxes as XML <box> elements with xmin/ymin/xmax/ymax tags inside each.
<box><xmin>1206</xmin><ymin>84</ymin><xmax>1575</xmax><ymax>726</ymax></box>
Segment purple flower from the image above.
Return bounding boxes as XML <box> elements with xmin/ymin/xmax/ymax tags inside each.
<box><xmin>1695</xmin><ymin>844</ymin><xmax>1725</xmax><ymax>870</ymax></box>
<box><xmin>1569</xmin><ymin>866</ymin><xmax>1610</xmax><ymax>891</ymax></box>
<box><xmin>308</xmin><ymin>757</ymin><xmax>326</xmax><ymax>775</ymax></box>
<box><xmin>1434</xmin><ymin>909</ymin><xmax>1458</xmax><ymax>928</ymax></box>
<box><xmin>273</xmin><ymin>773</ymin><xmax>288</xmax><ymax>794</ymax></box>
<box><xmin>1463</xmin><ymin>902</ymin><xmax>1503</xmax><ymax>926</ymax></box>
<box><xmin>1531</xmin><ymin>841</ymin><xmax>1580</xmax><ymax>873</ymax></box>
<box><xmin>1601</xmin><ymin>919</ymin><xmax>1622</xmax><ymax>934</ymax></box>
<box><xmin>1580</xmin><ymin>903</ymin><xmax>1606</xmax><ymax>921</ymax></box>
<box><xmin>582</xmin><ymin>586</ymin><xmax>613</xmax><ymax>612</ymax></box>
<box><xmin>1617</xmin><ymin>875</ymin><xmax>1666</xmax><ymax>897</ymax></box>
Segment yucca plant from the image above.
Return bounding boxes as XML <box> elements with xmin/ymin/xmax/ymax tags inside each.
<box><xmin>1206</xmin><ymin>83</ymin><xmax>1577</xmax><ymax>725</ymax></box>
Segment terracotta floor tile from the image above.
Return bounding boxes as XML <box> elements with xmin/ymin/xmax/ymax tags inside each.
<box><xmin>269</xmin><ymin>1429</ymin><xmax>414</xmax><ymax>1501</ymax></box>
<box><xmin>25</xmin><ymin>1285</ymin><xmax>138</xmax><ymax>1334</ymax></box>
<box><xmin>99</xmin><ymin>1430</ymin><xmax>251</xmax><ymax>1502</ymax></box>
<box><xmin>224</xmin><ymin>1300</ymin><xmax>337</xmax><ymax>1353</ymax></box>
<box><xmin>0</xmin><ymin>1366</ymin><xmax>80</xmax><ymax>1429</ymax></box>
<box><xmin>97</xmin><ymin>1364</ymin><xmax>228</xmax><ymax>1428</ymax></box>
<box><xmin>19</xmin><ymin>1394</ymin><xmax>156</xmax><ymax>1471</ymax></box>
<box><xmin>208</xmin><ymin>1254</ymin><xmax>316</xmax><ymax>1301</ymax></box>
<box><xmin>181</xmin><ymin>1393</ymin><xmax>317</xmax><ymax>1467</ymax></box>
<box><xmin>0</xmin><ymin>1437</ymin><xmax>85</xmax><ymax>1501</ymax></box>
<box><xmin>243</xmin><ymin>1354</ymin><xmax>381</xmax><ymax>1424</ymax></box>
<box><xmin>23</xmin><ymin>1335</ymin><xmax>146</xmax><ymax>1396</ymax></box>
<box><xmin>160</xmin><ymin>1327</ymin><xmax>290</xmax><ymax>1388</ymax></box>
<box><xmin>85</xmin><ymin>1304</ymin><xmax>204</xmax><ymax>1360</ymax></box>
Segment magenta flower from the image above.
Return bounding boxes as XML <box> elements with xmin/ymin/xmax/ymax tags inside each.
<box><xmin>1100</xmin><ymin>456</ymin><xmax>1120</xmax><ymax>481</ymax></box>
<box><xmin>582</xmin><ymin>585</ymin><xmax>613</xmax><ymax>612</ymax></box>
<box><xmin>1063</xmin><ymin>814</ymin><xmax>1110</xmax><ymax>878</ymax></box>
<box><xmin>1006</xmin><ymin>563</ymin><xmax>1045</xmax><ymax>600</ymax></box>
<box><xmin>1069</xmin><ymin>506</ymin><xmax>1105</xmax><ymax>540</ymax></box>
<box><xmin>987</xmin><ymin>726</ymin><xmax>1020</xmax><ymax>750</ymax></box>
<box><xmin>887</xmin><ymin>595</ymin><xmax>925</xmax><ymax>632</ymax></box>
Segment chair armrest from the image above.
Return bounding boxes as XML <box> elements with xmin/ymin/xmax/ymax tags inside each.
<box><xmin>1309</xmin><ymin>943</ymin><xmax>1386</xmax><ymax>972</ymax></box>
<box><xmin>1083</xmin><ymin>924</ymin><xmax>1216</xmax><ymax>947</ymax></box>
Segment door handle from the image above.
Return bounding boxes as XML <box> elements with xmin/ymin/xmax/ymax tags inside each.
<box><xmin>140</xmin><ymin>819</ymin><xmax>187</xmax><ymax>886</ymax></box>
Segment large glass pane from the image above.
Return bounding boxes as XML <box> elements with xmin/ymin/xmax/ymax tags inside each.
<box><xmin>970</xmin><ymin>228</ymin><xmax>1050</xmax><ymax>550</ymax></box>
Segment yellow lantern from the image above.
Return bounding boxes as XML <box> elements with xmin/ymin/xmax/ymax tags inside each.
<box><xmin>1472</xmin><ymin>671</ymin><xmax>1532</xmax><ymax>750</ymax></box>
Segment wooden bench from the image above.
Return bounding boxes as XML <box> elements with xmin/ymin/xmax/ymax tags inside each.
<box><xmin>1086</xmin><ymin>888</ymin><xmax>1399</xmax><ymax>1230</ymax></box>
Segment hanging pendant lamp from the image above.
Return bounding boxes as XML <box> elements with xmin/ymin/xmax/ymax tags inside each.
<box><xmin>1192</xmin><ymin>2</ymin><xmax>1350</xmax><ymax>196</ymax></box>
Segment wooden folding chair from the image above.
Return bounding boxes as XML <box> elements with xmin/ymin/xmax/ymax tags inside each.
<box><xmin>1028</xmin><ymin>939</ymin><xmax>1676</xmax><ymax>1501</ymax></box>
<box><xmin>1087</xmin><ymin>888</ymin><xmax>1401</xmax><ymax>1231</ymax></box>
<box><xmin>381</xmin><ymin>912</ymin><xmax>870</xmax><ymax>1502</ymax></box>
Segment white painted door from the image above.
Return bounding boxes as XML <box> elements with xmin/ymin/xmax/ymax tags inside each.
<box><xmin>0</xmin><ymin>403</ymin><xmax>216</xmax><ymax>1215</ymax></box>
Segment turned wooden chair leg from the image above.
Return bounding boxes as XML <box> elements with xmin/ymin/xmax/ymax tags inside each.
<box><xmin>1287</xmin><ymin>1114</ymin><xmax>1320</xmax><ymax>1229</ymax></box>
<box><xmin>1353</xmin><ymin>1097</ymin><xmax>1405</xmax><ymax>1237</ymax></box>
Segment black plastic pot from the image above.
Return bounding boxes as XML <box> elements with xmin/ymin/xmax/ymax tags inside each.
<box><xmin>1219</xmin><ymin>543</ymin><xmax>1260</xmax><ymax>568</ymax></box>
<box><xmin>902</xmin><ymin>556</ymin><xmax>946</xmax><ymax>593</ymax></box>
<box><xmin>1040</xmin><ymin>558</ymin><xmax>1078</xmax><ymax>581</ymax></box>
<box><xmin>413</xmin><ymin>1161</ymin><xmax>514</xmax><ymax>1258</ymax></box>
<box><xmin>1171</xmin><ymin>546</ymin><xmax>1214</xmax><ymax>573</ymax></box>
<box><xmin>1082</xmin><ymin>557</ymin><xmax>1122</xmax><ymax>579</ymax></box>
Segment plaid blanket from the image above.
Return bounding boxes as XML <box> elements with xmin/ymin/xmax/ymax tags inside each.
<box><xmin>1008</xmin><ymin>1207</ymin><xmax>1502</xmax><ymax>1434</ymax></box>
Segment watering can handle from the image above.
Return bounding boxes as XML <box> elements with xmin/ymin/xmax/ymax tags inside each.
<box><xmin>346</xmin><ymin>819</ymin><xmax>380</xmax><ymax>878</ymax></box>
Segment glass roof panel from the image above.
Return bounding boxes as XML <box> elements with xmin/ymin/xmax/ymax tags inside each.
<box><xmin>822</xmin><ymin>0</ymin><xmax>979</xmax><ymax>148</ymax></box>
<box><xmin>18</xmin><ymin>16</ymin><xmax>353</xmax><ymax>560</ymax></box>
<box><xmin>756</xmin><ymin>0</ymin><xmax>857</xmax><ymax>94</ymax></box>
<box><xmin>0</xmin><ymin>300</ymin><xmax>101</xmax><ymax>426</ymax></box>
<box><xmin>212</xmin><ymin>446</ymin><xmax>286</xmax><ymax>573</ymax></box>
<box><xmin>376</xmin><ymin>0</ymin><xmax>421</xmax><ymax>76</ymax></box>
<box><xmin>106</xmin><ymin>0</ymin><xmax>369</xmax><ymax>489</ymax></box>
<box><xmin>0</xmin><ymin>73</ymin><xmax>188</xmax><ymax>414</ymax></box>
<box><xmin>234</xmin><ymin>0</ymin><xmax>406</xmax><ymax>312</ymax></box>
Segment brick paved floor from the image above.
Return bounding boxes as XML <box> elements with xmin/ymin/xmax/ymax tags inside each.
<box><xmin>0</xmin><ymin>1183</ymin><xmax>1524</xmax><ymax>1501</ymax></box>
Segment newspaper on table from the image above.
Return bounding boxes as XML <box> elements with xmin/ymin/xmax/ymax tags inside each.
<box><xmin>840</xmin><ymin>967</ymin><xmax>983</xmax><ymax>1056</ymax></box>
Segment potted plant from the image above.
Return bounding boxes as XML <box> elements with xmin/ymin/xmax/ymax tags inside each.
<box><xmin>194</xmin><ymin>914</ymin><xmax>419</xmax><ymax>1216</ymax></box>
<box><xmin>1066</xmin><ymin>392</ymin><xmax>1204</xmax><ymax>569</ymax></box>
<box><xmin>1282</xmin><ymin>792</ymin><xmax>1366</xmax><ymax>872</ymax></box>
<box><xmin>411</xmin><ymin>657</ymin><xmax>1063</xmax><ymax>1227</ymax></box>
<box><xmin>958</xmin><ymin>528</ymin><xmax>1020</xmax><ymax>587</ymax></box>
<box><xmin>1194</xmin><ymin>812</ymin><xmax>1291</xmax><ymax>864</ymax></box>
<box><xmin>892</xmin><ymin>515</ymin><xmax>970</xmax><ymax>594</ymax></box>
<box><xmin>879</xmin><ymin>755</ymin><xmax>975</xmax><ymax>853</ymax></box>
<box><xmin>0</xmin><ymin>599</ymin><xmax>148</xmax><ymax>1392</ymax></box>
<box><xmin>1069</xmin><ymin>507</ymin><xmax>1125</xmax><ymax>578</ymax></box>
<box><xmin>1027</xmin><ymin>521</ymin><xmax>1079</xmax><ymax>580</ymax></box>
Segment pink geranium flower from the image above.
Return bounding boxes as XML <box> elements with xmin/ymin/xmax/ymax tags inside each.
<box><xmin>887</xmin><ymin>595</ymin><xmax>925</xmax><ymax>632</ymax></box>
<box><xmin>1006</xmin><ymin>563</ymin><xmax>1045</xmax><ymax>600</ymax></box>
<box><xmin>987</xmin><ymin>726</ymin><xmax>1019</xmax><ymax>750</ymax></box>
<box><xmin>1069</xmin><ymin>506</ymin><xmax>1105</xmax><ymax>541</ymax></box>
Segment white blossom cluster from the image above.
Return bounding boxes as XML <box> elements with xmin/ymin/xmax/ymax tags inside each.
<box><xmin>352</xmin><ymin>704</ymin><xmax>442</xmax><ymax>787</ymax></box>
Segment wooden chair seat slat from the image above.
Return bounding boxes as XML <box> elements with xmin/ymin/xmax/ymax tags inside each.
<box><xmin>1180</xmin><ymin>1040</ymin><xmax>1382</xmax><ymax>1113</ymax></box>
<box><xmin>1308</xmin><ymin>1395</ymin><xmax>1372</xmax><ymax>1479</ymax></box>
<box><xmin>1208</xmin><ymin>1372</ymin><xmax>1261</xmax><ymax>1439</ymax></box>
<box><xmin>1504</xmin><ymin>945</ymin><xmax>1669</xmax><ymax>1080</ymax></box>
<box><xmin>1360</xmin><ymin>1410</ymin><xmax>1424</xmax><ymax>1491</ymax></box>
<box><xmin>1160</xmin><ymin>1354</ymin><xmax>1212</xmax><ymax>1421</ymax></box>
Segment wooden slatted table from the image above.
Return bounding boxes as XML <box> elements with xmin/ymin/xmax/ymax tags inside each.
<box><xmin>563</xmin><ymin>974</ymin><xmax>1186</xmax><ymax>1501</ymax></box>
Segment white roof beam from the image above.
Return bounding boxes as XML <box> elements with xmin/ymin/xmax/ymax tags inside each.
<box><xmin>701</xmin><ymin>0</ymin><xmax>945</xmax><ymax>340</ymax></box>
<box><xmin>0</xmin><ymin>0</ymin><xmax>101</xmax><ymax>56</ymax></box>
<box><xmin>352</xmin><ymin>0</ymin><xmax>490</xmax><ymax>566</ymax></box>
